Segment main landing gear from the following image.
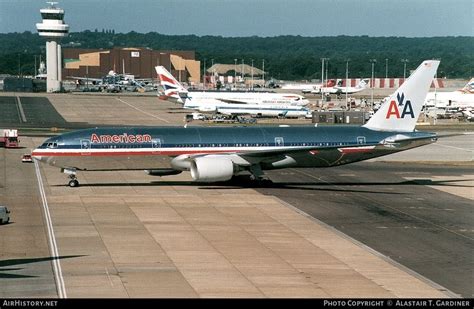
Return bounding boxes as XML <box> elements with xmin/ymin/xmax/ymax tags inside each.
<box><xmin>249</xmin><ymin>165</ymin><xmax>273</xmax><ymax>186</ymax></box>
<box><xmin>62</xmin><ymin>168</ymin><xmax>80</xmax><ymax>188</ymax></box>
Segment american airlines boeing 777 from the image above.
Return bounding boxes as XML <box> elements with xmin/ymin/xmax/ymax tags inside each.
<box><xmin>32</xmin><ymin>60</ymin><xmax>440</xmax><ymax>187</ymax></box>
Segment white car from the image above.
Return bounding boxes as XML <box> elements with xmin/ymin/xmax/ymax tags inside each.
<box><xmin>0</xmin><ymin>206</ymin><xmax>10</xmax><ymax>224</ymax></box>
<box><xmin>22</xmin><ymin>154</ymin><xmax>33</xmax><ymax>163</ymax></box>
<box><xmin>192</xmin><ymin>113</ymin><xmax>206</xmax><ymax>120</ymax></box>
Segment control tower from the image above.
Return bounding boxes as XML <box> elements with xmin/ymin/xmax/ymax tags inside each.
<box><xmin>36</xmin><ymin>2</ymin><xmax>69</xmax><ymax>92</ymax></box>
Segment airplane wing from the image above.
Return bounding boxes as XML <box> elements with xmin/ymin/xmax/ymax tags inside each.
<box><xmin>173</xmin><ymin>143</ymin><xmax>381</xmax><ymax>167</ymax></box>
<box><xmin>68</xmin><ymin>76</ymin><xmax>103</xmax><ymax>82</ymax></box>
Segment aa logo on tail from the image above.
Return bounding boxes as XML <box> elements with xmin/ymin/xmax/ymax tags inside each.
<box><xmin>385</xmin><ymin>93</ymin><xmax>415</xmax><ymax>119</ymax></box>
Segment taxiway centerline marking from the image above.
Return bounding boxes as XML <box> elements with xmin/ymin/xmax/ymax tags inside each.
<box><xmin>34</xmin><ymin>160</ymin><xmax>67</xmax><ymax>298</ymax></box>
<box><xmin>116</xmin><ymin>98</ymin><xmax>170</xmax><ymax>123</ymax></box>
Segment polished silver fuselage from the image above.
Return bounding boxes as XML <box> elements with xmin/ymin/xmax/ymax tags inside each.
<box><xmin>32</xmin><ymin>126</ymin><xmax>437</xmax><ymax>171</ymax></box>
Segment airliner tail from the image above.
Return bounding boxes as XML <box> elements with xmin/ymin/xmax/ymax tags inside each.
<box><xmin>363</xmin><ymin>60</ymin><xmax>440</xmax><ymax>132</ymax></box>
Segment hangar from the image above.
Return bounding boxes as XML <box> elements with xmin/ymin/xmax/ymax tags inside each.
<box><xmin>63</xmin><ymin>47</ymin><xmax>201</xmax><ymax>84</ymax></box>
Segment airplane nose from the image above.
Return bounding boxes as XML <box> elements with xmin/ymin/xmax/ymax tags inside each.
<box><xmin>31</xmin><ymin>150</ymin><xmax>45</xmax><ymax>162</ymax></box>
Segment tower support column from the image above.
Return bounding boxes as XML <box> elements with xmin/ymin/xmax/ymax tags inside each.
<box><xmin>46</xmin><ymin>40</ymin><xmax>60</xmax><ymax>92</ymax></box>
<box><xmin>57</xmin><ymin>43</ymin><xmax>62</xmax><ymax>83</ymax></box>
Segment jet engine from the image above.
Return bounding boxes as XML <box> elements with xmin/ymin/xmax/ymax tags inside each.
<box><xmin>190</xmin><ymin>157</ymin><xmax>234</xmax><ymax>182</ymax></box>
<box><xmin>145</xmin><ymin>169</ymin><xmax>182</xmax><ymax>176</ymax></box>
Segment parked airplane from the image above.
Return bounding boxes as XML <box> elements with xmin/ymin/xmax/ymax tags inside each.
<box><xmin>312</xmin><ymin>79</ymin><xmax>369</xmax><ymax>95</ymax></box>
<box><xmin>32</xmin><ymin>60</ymin><xmax>439</xmax><ymax>187</ymax></box>
<box><xmin>281</xmin><ymin>80</ymin><xmax>336</xmax><ymax>94</ymax></box>
<box><xmin>156</xmin><ymin>66</ymin><xmax>309</xmax><ymax>106</ymax></box>
<box><xmin>70</xmin><ymin>70</ymin><xmax>150</xmax><ymax>92</ymax></box>
<box><xmin>182</xmin><ymin>97</ymin><xmax>310</xmax><ymax>118</ymax></box>
<box><xmin>424</xmin><ymin>78</ymin><xmax>474</xmax><ymax>109</ymax></box>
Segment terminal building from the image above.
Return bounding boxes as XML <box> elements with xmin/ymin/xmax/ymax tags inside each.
<box><xmin>63</xmin><ymin>47</ymin><xmax>201</xmax><ymax>84</ymax></box>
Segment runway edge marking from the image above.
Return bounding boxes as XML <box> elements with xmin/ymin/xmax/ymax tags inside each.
<box><xmin>34</xmin><ymin>160</ymin><xmax>67</xmax><ymax>298</ymax></box>
<box><xmin>269</xmin><ymin>195</ymin><xmax>460</xmax><ymax>298</ymax></box>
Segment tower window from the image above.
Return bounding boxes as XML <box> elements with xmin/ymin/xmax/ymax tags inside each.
<box><xmin>41</xmin><ymin>13</ymin><xmax>64</xmax><ymax>20</ymax></box>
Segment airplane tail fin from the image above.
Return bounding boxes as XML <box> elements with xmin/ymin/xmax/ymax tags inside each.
<box><xmin>363</xmin><ymin>60</ymin><xmax>440</xmax><ymax>132</ymax></box>
<box><xmin>155</xmin><ymin>66</ymin><xmax>187</xmax><ymax>99</ymax></box>
<box><xmin>460</xmin><ymin>78</ymin><xmax>474</xmax><ymax>94</ymax></box>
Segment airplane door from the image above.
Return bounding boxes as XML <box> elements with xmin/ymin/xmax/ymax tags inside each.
<box><xmin>357</xmin><ymin>136</ymin><xmax>366</xmax><ymax>145</ymax></box>
<box><xmin>80</xmin><ymin>139</ymin><xmax>91</xmax><ymax>155</ymax></box>
<box><xmin>275</xmin><ymin>137</ymin><xmax>284</xmax><ymax>147</ymax></box>
<box><xmin>152</xmin><ymin>138</ymin><xmax>161</xmax><ymax>154</ymax></box>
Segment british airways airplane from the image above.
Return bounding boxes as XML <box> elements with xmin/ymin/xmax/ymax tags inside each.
<box><xmin>156</xmin><ymin>66</ymin><xmax>309</xmax><ymax>106</ymax></box>
<box><xmin>32</xmin><ymin>60</ymin><xmax>439</xmax><ymax>187</ymax></box>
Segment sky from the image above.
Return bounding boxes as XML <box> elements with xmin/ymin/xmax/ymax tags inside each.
<box><xmin>0</xmin><ymin>0</ymin><xmax>472</xmax><ymax>37</ymax></box>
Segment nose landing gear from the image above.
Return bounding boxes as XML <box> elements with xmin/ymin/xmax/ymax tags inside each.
<box><xmin>68</xmin><ymin>175</ymin><xmax>79</xmax><ymax>187</ymax></box>
<box><xmin>62</xmin><ymin>168</ymin><xmax>80</xmax><ymax>188</ymax></box>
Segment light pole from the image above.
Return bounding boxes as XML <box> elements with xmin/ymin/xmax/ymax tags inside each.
<box><xmin>320</xmin><ymin>58</ymin><xmax>326</xmax><ymax>102</ymax></box>
<box><xmin>262</xmin><ymin>59</ymin><xmax>265</xmax><ymax>88</ymax></box>
<box><xmin>320</xmin><ymin>57</ymin><xmax>329</xmax><ymax>103</ymax></box>
<box><xmin>251</xmin><ymin>59</ymin><xmax>254</xmax><ymax>90</ymax></box>
<box><xmin>385</xmin><ymin>58</ymin><xmax>388</xmax><ymax>79</ymax></box>
<box><xmin>401</xmin><ymin>59</ymin><xmax>409</xmax><ymax>81</ymax></box>
<box><xmin>34</xmin><ymin>55</ymin><xmax>38</xmax><ymax>77</ymax></box>
<box><xmin>86</xmin><ymin>65</ymin><xmax>89</xmax><ymax>91</ymax></box>
<box><xmin>241</xmin><ymin>58</ymin><xmax>244</xmax><ymax>82</ymax></box>
<box><xmin>370</xmin><ymin>59</ymin><xmax>377</xmax><ymax>107</ymax></box>
<box><xmin>325</xmin><ymin>58</ymin><xmax>329</xmax><ymax>90</ymax></box>
<box><xmin>211</xmin><ymin>58</ymin><xmax>214</xmax><ymax>87</ymax></box>
<box><xmin>345</xmin><ymin>59</ymin><xmax>350</xmax><ymax>109</ymax></box>
<box><xmin>203</xmin><ymin>58</ymin><xmax>206</xmax><ymax>89</ymax></box>
<box><xmin>234</xmin><ymin>58</ymin><xmax>237</xmax><ymax>88</ymax></box>
<box><xmin>178</xmin><ymin>57</ymin><xmax>182</xmax><ymax>83</ymax></box>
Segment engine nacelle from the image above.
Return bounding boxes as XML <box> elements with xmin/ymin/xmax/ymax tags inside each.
<box><xmin>190</xmin><ymin>157</ymin><xmax>234</xmax><ymax>182</ymax></box>
<box><xmin>145</xmin><ymin>169</ymin><xmax>182</xmax><ymax>176</ymax></box>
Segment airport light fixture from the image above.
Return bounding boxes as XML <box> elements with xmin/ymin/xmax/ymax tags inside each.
<box><xmin>320</xmin><ymin>57</ymin><xmax>329</xmax><ymax>102</ymax></box>
<box><xmin>345</xmin><ymin>59</ymin><xmax>350</xmax><ymax>109</ymax></box>
<box><xmin>370</xmin><ymin>59</ymin><xmax>377</xmax><ymax>106</ymax></box>
<box><xmin>203</xmin><ymin>58</ymin><xmax>206</xmax><ymax>89</ymax></box>
<box><xmin>234</xmin><ymin>58</ymin><xmax>237</xmax><ymax>87</ymax></box>
<box><xmin>17</xmin><ymin>53</ymin><xmax>21</xmax><ymax>77</ymax></box>
<box><xmin>401</xmin><ymin>59</ymin><xmax>409</xmax><ymax>80</ymax></box>
<box><xmin>325</xmin><ymin>58</ymin><xmax>329</xmax><ymax>92</ymax></box>
<box><xmin>34</xmin><ymin>55</ymin><xmax>39</xmax><ymax>76</ymax></box>
<box><xmin>211</xmin><ymin>58</ymin><xmax>214</xmax><ymax>83</ymax></box>
<box><xmin>251</xmin><ymin>59</ymin><xmax>254</xmax><ymax>90</ymax></box>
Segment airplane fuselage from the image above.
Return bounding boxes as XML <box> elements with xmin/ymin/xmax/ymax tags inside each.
<box><xmin>184</xmin><ymin>92</ymin><xmax>309</xmax><ymax>106</ymax></box>
<box><xmin>424</xmin><ymin>91</ymin><xmax>474</xmax><ymax>108</ymax></box>
<box><xmin>32</xmin><ymin>126</ymin><xmax>436</xmax><ymax>172</ymax></box>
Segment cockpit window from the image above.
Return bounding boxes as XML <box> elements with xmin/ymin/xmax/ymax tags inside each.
<box><xmin>46</xmin><ymin>142</ymin><xmax>58</xmax><ymax>148</ymax></box>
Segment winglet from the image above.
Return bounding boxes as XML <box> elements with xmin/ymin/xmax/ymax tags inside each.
<box><xmin>363</xmin><ymin>60</ymin><xmax>440</xmax><ymax>132</ymax></box>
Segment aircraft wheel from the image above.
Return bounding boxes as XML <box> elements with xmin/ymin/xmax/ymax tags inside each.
<box><xmin>68</xmin><ymin>179</ymin><xmax>79</xmax><ymax>188</ymax></box>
